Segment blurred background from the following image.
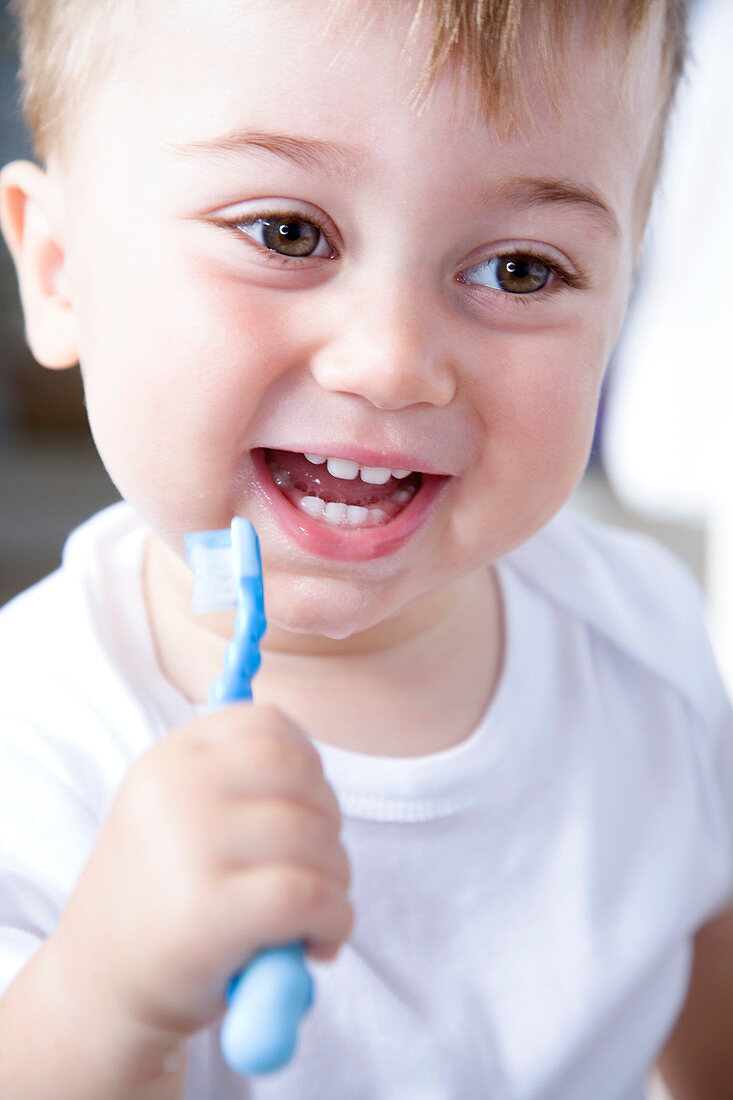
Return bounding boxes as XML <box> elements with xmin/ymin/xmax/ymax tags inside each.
<box><xmin>0</xmin><ymin>2</ymin><xmax>729</xmax><ymax>1098</ymax></box>
<box><xmin>0</xmin><ymin>3</ymin><xmax>119</xmax><ymax>606</ymax></box>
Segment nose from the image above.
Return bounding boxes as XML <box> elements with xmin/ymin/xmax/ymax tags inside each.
<box><xmin>309</xmin><ymin>285</ymin><xmax>457</xmax><ymax>411</ymax></box>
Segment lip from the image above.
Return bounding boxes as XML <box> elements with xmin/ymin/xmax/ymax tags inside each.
<box><xmin>251</xmin><ymin>448</ymin><xmax>451</xmax><ymax>561</ymax></box>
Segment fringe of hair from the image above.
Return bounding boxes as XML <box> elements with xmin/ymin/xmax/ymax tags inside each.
<box><xmin>9</xmin><ymin>0</ymin><xmax>688</xmax><ymax>171</ymax></box>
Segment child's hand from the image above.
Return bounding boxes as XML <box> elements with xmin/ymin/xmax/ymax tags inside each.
<box><xmin>50</xmin><ymin>704</ymin><xmax>353</xmax><ymax>1047</ymax></box>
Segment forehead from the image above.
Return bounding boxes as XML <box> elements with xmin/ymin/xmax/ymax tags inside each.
<box><xmin>117</xmin><ymin>0</ymin><xmax>660</xmax><ymax>127</ymax></box>
<box><xmin>67</xmin><ymin>0</ymin><xmax>662</xmax><ymax>234</ymax></box>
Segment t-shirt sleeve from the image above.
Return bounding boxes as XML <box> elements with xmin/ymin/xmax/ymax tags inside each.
<box><xmin>0</xmin><ymin>726</ymin><xmax>100</xmax><ymax>997</ymax></box>
<box><xmin>509</xmin><ymin>508</ymin><xmax>733</xmax><ymax>915</ymax></box>
<box><xmin>669</xmin><ymin>552</ymin><xmax>733</xmax><ymax>905</ymax></box>
<box><xmin>708</xmin><ymin>667</ymin><xmax>733</xmax><ymax>908</ymax></box>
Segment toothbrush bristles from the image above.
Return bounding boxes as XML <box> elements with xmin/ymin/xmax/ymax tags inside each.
<box><xmin>185</xmin><ymin>519</ymin><xmax>261</xmax><ymax>615</ymax></box>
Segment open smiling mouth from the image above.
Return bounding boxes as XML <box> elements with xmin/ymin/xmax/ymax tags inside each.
<box><xmin>251</xmin><ymin>447</ymin><xmax>451</xmax><ymax>560</ymax></box>
<box><xmin>263</xmin><ymin>449</ymin><xmax>425</xmax><ymax>529</ymax></box>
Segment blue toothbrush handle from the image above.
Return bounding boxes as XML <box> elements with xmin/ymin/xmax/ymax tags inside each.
<box><xmin>221</xmin><ymin>943</ymin><xmax>313</xmax><ymax>1076</ymax></box>
<box><xmin>193</xmin><ymin>521</ymin><xmax>314</xmax><ymax>1076</ymax></box>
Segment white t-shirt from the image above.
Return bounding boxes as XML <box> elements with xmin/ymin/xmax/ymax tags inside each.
<box><xmin>0</xmin><ymin>502</ymin><xmax>731</xmax><ymax>1100</ymax></box>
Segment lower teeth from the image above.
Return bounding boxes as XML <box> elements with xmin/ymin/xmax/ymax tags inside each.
<box><xmin>300</xmin><ymin>496</ymin><xmax>389</xmax><ymax>527</ymax></box>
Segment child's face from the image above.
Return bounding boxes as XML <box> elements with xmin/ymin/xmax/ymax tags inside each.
<box><xmin>39</xmin><ymin>0</ymin><xmax>661</xmax><ymax>639</ymax></box>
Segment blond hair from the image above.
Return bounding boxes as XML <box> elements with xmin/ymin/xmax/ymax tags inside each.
<box><xmin>10</xmin><ymin>0</ymin><xmax>688</xmax><ymax>179</ymax></box>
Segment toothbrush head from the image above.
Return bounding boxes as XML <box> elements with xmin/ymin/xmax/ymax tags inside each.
<box><xmin>185</xmin><ymin>517</ymin><xmax>261</xmax><ymax>614</ymax></box>
<box><xmin>185</xmin><ymin>517</ymin><xmax>266</xmax><ymax>704</ymax></box>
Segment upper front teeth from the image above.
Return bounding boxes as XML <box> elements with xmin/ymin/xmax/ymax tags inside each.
<box><xmin>304</xmin><ymin>453</ymin><xmax>412</xmax><ymax>484</ymax></box>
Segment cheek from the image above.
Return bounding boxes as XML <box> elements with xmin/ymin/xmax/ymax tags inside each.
<box><xmin>71</xmin><ymin>243</ymin><xmax>293</xmax><ymax>537</ymax></box>
<box><xmin>487</xmin><ymin>324</ymin><xmax>603</xmax><ymax>450</ymax></box>
<box><xmin>515</xmin><ymin>351</ymin><xmax>602</xmax><ymax>468</ymax></box>
<box><xmin>464</xmin><ymin>325</ymin><xmax>608</xmax><ymax>546</ymax></box>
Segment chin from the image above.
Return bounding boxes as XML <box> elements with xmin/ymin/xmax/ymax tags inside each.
<box><xmin>263</xmin><ymin>572</ymin><xmax>390</xmax><ymax>640</ymax></box>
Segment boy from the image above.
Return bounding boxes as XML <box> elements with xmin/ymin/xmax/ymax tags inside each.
<box><xmin>0</xmin><ymin>0</ymin><xmax>731</xmax><ymax>1096</ymax></box>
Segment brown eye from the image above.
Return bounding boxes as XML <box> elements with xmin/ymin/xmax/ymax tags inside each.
<box><xmin>496</xmin><ymin>256</ymin><xmax>550</xmax><ymax>293</ymax></box>
<box><xmin>263</xmin><ymin>218</ymin><xmax>321</xmax><ymax>255</ymax></box>
<box><xmin>249</xmin><ymin>217</ymin><xmax>325</xmax><ymax>257</ymax></box>
<box><xmin>463</xmin><ymin>254</ymin><xmax>553</xmax><ymax>294</ymax></box>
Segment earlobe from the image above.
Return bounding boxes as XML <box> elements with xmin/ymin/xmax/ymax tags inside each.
<box><xmin>0</xmin><ymin>160</ymin><xmax>79</xmax><ymax>370</ymax></box>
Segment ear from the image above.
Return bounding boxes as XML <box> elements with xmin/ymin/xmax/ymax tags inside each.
<box><xmin>0</xmin><ymin>160</ymin><xmax>79</xmax><ymax>369</ymax></box>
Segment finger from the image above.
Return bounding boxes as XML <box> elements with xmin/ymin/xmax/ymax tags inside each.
<box><xmin>215</xmin><ymin>800</ymin><xmax>351</xmax><ymax>887</ymax></box>
<box><xmin>186</xmin><ymin>711</ymin><xmax>339</xmax><ymax>819</ymax></box>
<box><xmin>218</xmin><ymin>863</ymin><xmax>354</xmax><ymax>962</ymax></box>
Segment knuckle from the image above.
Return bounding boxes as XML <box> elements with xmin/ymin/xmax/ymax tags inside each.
<box><xmin>302</xmin><ymin>805</ymin><xmax>333</xmax><ymax>849</ymax></box>
<box><xmin>286</xmin><ymin>734</ymin><xmax>324</xmax><ymax>783</ymax></box>
<box><xmin>275</xmin><ymin>866</ymin><xmax>329</xmax><ymax>918</ymax></box>
<box><xmin>322</xmin><ymin>782</ymin><xmax>342</xmax><ymax>824</ymax></box>
<box><xmin>260</xmin><ymin>802</ymin><xmax>307</xmax><ymax>858</ymax></box>
<box><xmin>247</xmin><ymin>729</ymin><xmax>322</xmax><ymax>788</ymax></box>
<box><xmin>335</xmin><ymin>844</ymin><xmax>352</xmax><ymax>888</ymax></box>
<box><xmin>284</xmin><ymin>808</ymin><xmax>350</xmax><ymax>885</ymax></box>
<box><xmin>250</xmin><ymin>702</ymin><xmax>293</xmax><ymax>730</ymax></box>
<box><xmin>246</xmin><ymin>729</ymin><xmax>299</xmax><ymax>776</ymax></box>
<box><xmin>252</xmin><ymin>705</ymin><xmax>322</xmax><ymax>761</ymax></box>
<box><xmin>298</xmin><ymin>801</ymin><xmax>341</xmax><ymax>849</ymax></box>
<box><xmin>248</xmin><ymin>704</ymin><xmax>304</xmax><ymax>748</ymax></box>
<box><xmin>340</xmin><ymin>895</ymin><xmax>356</xmax><ymax>940</ymax></box>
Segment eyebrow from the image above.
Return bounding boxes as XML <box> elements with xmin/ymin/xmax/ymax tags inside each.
<box><xmin>166</xmin><ymin>129</ymin><xmax>365</xmax><ymax>175</ymax></box>
<box><xmin>491</xmin><ymin>177</ymin><xmax>620</xmax><ymax>238</ymax></box>
<box><xmin>167</xmin><ymin>130</ymin><xmax>620</xmax><ymax>237</ymax></box>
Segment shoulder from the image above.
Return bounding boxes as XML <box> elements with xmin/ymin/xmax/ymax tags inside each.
<box><xmin>0</xmin><ymin>503</ymin><xmax>156</xmax><ymax>806</ymax></box>
<box><xmin>504</xmin><ymin>508</ymin><xmax>733</xmax><ymax>940</ymax></box>
<box><xmin>0</xmin><ymin>501</ymin><xmax>141</xmax><ymax>634</ymax></box>
<box><xmin>503</xmin><ymin>506</ymin><xmax>721</xmax><ymax>722</ymax></box>
<box><xmin>0</xmin><ymin>502</ymin><xmax>142</xmax><ymax>683</ymax></box>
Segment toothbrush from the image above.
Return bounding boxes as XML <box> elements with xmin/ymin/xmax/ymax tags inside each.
<box><xmin>185</xmin><ymin>517</ymin><xmax>314</xmax><ymax>1076</ymax></box>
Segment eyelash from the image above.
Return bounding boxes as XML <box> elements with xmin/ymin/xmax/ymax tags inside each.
<box><xmin>215</xmin><ymin>209</ymin><xmax>336</xmax><ymax>266</ymax></box>
<box><xmin>215</xmin><ymin>212</ymin><xmax>588</xmax><ymax>298</ymax></box>
<box><xmin>460</xmin><ymin>247</ymin><xmax>589</xmax><ymax>305</ymax></box>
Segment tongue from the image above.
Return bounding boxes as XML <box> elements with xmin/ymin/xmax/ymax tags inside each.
<box><xmin>265</xmin><ymin>449</ymin><xmax>411</xmax><ymax>507</ymax></box>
